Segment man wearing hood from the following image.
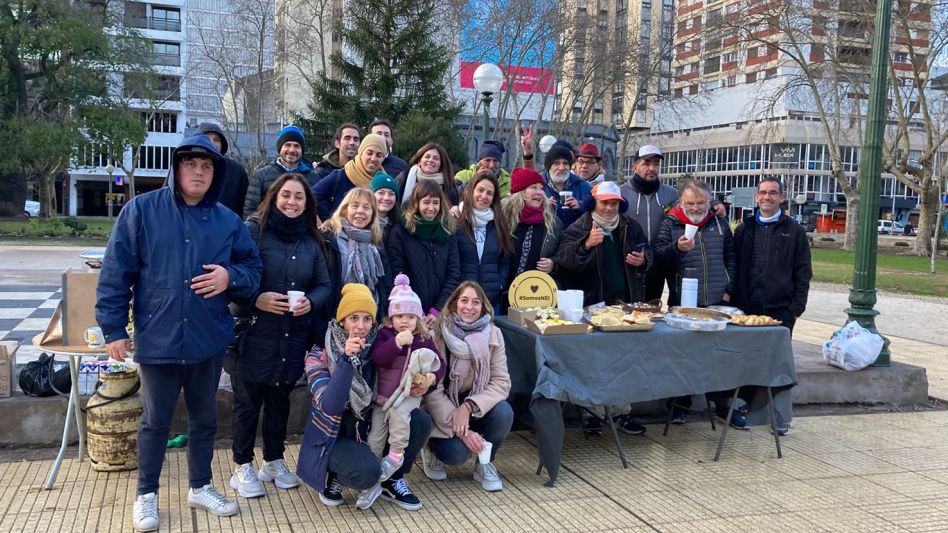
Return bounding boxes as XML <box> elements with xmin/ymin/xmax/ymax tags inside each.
<box><xmin>96</xmin><ymin>135</ymin><xmax>263</xmax><ymax>531</ymax></box>
<box><xmin>312</xmin><ymin>123</ymin><xmax>361</xmax><ymax>183</ymax></box>
<box><xmin>244</xmin><ymin>125</ymin><xmax>315</xmax><ymax>217</ymax></box>
<box><xmin>198</xmin><ymin>122</ymin><xmax>248</xmax><ymax>216</ymax></box>
<box><xmin>455</xmin><ymin>140</ymin><xmax>511</xmax><ymax>196</ymax></box>
<box><xmin>542</xmin><ymin>139</ymin><xmax>592</xmax><ymax>228</ymax></box>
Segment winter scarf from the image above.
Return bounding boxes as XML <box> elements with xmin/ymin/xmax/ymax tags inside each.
<box><xmin>668</xmin><ymin>205</ymin><xmax>713</xmax><ymax>228</ymax></box>
<box><xmin>400</xmin><ymin>165</ymin><xmax>445</xmax><ymax>205</ymax></box>
<box><xmin>409</xmin><ymin>215</ymin><xmax>452</xmax><ymax>243</ymax></box>
<box><xmin>440</xmin><ymin>313</ymin><xmax>493</xmax><ymax>407</ymax></box>
<box><xmin>343</xmin><ymin>156</ymin><xmax>374</xmax><ymax>187</ymax></box>
<box><xmin>336</xmin><ymin>219</ymin><xmax>385</xmax><ymax>290</ymax></box>
<box><xmin>632</xmin><ymin>174</ymin><xmax>660</xmax><ymax>195</ymax></box>
<box><xmin>519</xmin><ymin>204</ymin><xmax>545</xmax><ymax>225</ymax></box>
<box><xmin>324</xmin><ymin>320</ymin><xmax>377</xmax><ymax>419</ymax></box>
<box><xmin>266</xmin><ymin>205</ymin><xmax>310</xmax><ymax>242</ymax></box>
<box><xmin>590</xmin><ymin>211</ymin><xmax>619</xmax><ymax>233</ymax></box>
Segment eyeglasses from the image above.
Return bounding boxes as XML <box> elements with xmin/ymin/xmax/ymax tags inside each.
<box><xmin>576</xmin><ymin>159</ymin><xmax>597</xmax><ymax>166</ymax></box>
<box><xmin>682</xmin><ymin>201</ymin><xmax>708</xmax><ymax>208</ymax></box>
<box><xmin>757</xmin><ymin>190</ymin><xmax>783</xmax><ymax>197</ymax></box>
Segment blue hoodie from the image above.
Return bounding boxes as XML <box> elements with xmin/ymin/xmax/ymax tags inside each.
<box><xmin>96</xmin><ymin>134</ymin><xmax>263</xmax><ymax>365</ymax></box>
<box><xmin>542</xmin><ymin>170</ymin><xmax>593</xmax><ymax>228</ymax></box>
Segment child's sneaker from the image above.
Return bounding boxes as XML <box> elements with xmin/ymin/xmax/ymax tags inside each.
<box><xmin>378</xmin><ymin>450</ymin><xmax>404</xmax><ymax>482</ymax></box>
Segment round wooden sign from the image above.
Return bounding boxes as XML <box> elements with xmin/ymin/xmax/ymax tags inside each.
<box><xmin>508</xmin><ymin>270</ymin><xmax>558</xmax><ymax>308</ymax></box>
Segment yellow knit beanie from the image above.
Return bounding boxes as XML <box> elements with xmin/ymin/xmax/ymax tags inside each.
<box><xmin>336</xmin><ymin>283</ymin><xmax>377</xmax><ymax>323</ymax></box>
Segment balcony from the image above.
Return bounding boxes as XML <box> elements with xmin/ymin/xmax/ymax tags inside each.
<box><xmin>125</xmin><ymin>17</ymin><xmax>181</xmax><ymax>32</ymax></box>
<box><xmin>151</xmin><ymin>52</ymin><xmax>180</xmax><ymax>67</ymax></box>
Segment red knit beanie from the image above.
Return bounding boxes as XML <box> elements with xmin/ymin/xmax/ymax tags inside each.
<box><xmin>510</xmin><ymin>167</ymin><xmax>545</xmax><ymax>194</ymax></box>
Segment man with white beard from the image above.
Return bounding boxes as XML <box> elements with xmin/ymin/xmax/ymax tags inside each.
<box><xmin>541</xmin><ymin>139</ymin><xmax>592</xmax><ymax>228</ymax></box>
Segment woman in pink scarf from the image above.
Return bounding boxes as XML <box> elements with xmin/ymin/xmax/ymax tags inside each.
<box><xmin>420</xmin><ymin>281</ymin><xmax>512</xmax><ymax>492</ymax></box>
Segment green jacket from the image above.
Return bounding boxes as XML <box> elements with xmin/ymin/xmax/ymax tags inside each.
<box><xmin>455</xmin><ymin>165</ymin><xmax>511</xmax><ymax>197</ymax></box>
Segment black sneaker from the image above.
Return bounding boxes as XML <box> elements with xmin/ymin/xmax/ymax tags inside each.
<box><xmin>583</xmin><ymin>416</ymin><xmax>603</xmax><ymax>436</ymax></box>
<box><xmin>319</xmin><ymin>473</ymin><xmax>344</xmax><ymax>507</ymax></box>
<box><xmin>380</xmin><ymin>477</ymin><xmax>422</xmax><ymax>511</ymax></box>
<box><xmin>615</xmin><ymin>415</ymin><xmax>646</xmax><ymax>435</ymax></box>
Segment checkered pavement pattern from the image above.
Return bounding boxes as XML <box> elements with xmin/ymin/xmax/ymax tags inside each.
<box><xmin>0</xmin><ymin>284</ymin><xmax>61</xmax><ymax>349</ymax></box>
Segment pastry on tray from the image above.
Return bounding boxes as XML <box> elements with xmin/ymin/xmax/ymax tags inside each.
<box><xmin>729</xmin><ymin>314</ymin><xmax>782</xmax><ymax>326</ymax></box>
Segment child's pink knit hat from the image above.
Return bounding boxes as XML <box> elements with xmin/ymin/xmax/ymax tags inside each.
<box><xmin>388</xmin><ymin>273</ymin><xmax>424</xmax><ymax>319</ymax></box>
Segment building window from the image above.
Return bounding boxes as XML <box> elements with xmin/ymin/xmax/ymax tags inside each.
<box><xmin>704</xmin><ymin>56</ymin><xmax>721</xmax><ymax>74</ymax></box>
<box><xmin>152</xmin><ymin>41</ymin><xmax>180</xmax><ymax>67</ymax></box>
<box><xmin>138</xmin><ymin>145</ymin><xmax>174</xmax><ymax>171</ymax></box>
<box><xmin>142</xmin><ymin>111</ymin><xmax>177</xmax><ymax>133</ymax></box>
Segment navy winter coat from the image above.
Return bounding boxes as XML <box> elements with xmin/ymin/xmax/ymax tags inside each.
<box><xmin>542</xmin><ymin>171</ymin><xmax>592</xmax><ymax>228</ymax></box>
<box><xmin>313</xmin><ymin>167</ymin><xmax>359</xmax><ymax>221</ymax></box>
<box><xmin>456</xmin><ymin>221</ymin><xmax>509</xmax><ymax>305</ymax></box>
<box><xmin>386</xmin><ymin>223</ymin><xmax>461</xmax><ymax>313</ymax></box>
<box><xmin>96</xmin><ymin>134</ymin><xmax>263</xmax><ymax>365</ymax></box>
<box><xmin>235</xmin><ymin>217</ymin><xmax>332</xmax><ymax>385</ymax></box>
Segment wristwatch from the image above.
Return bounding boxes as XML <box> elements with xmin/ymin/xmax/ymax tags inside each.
<box><xmin>464</xmin><ymin>398</ymin><xmax>479</xmax><ymax>415</ymax></box>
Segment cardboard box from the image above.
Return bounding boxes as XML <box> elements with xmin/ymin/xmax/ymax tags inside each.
<box><xmin>508</xmin><ymin>307</ymin><xmax>543</xmax><ymax>326</ymax></box>
<box><xmin>0</xmin><ymin>341</ymin><xmax>18</xmax><ymax>398</ymax></box>
<box><xmin>61</xmin><ymin>268</ymin><xmax>100</xmax><ymax>346</ymax></box>
<box><xmin>525</xmin><ymin>313</ymin><xmax>592</xmax><ymax>336</ymax></box>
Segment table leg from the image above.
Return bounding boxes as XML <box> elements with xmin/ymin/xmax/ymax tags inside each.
<box><xmin>714</xmin><ymin>387</ymin><xmax>742</xmax><ymax>462</ymax></box>
<box><xmin>44</xmin><ymin>378</ymin><xmax>76</xmax><ymax>490</ymax></box>
<box><xmin>69</xmin><ymin>356</ymin><xmax>86</xmax><ymax>461</ymax></box>
<box><xmin>603</xmin><ymin>406</ymin><xmax>628</xmax><ymax>469</ymax></box>
<box><xmin>530</xmin><ymin>398</ymin><xmax>565</xmax><ymax>487</ymax></box>
<box><xmin>767</xmin><ymin>387</ymin><xmax>783</xmax><ymax>459</ymax></box>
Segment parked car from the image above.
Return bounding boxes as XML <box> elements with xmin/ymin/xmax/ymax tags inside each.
<box><xmin>877</xmin><ymin>220</ymin><xmax>905</xmax><ymax>235</ymax></box>
<box><xmin>24</xmin><ymin>200</ymin><xmax>40</xmax><ymax>217</ymax></box>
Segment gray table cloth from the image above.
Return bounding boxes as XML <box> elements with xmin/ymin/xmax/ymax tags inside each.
<box><xmin>497</xmin><ymin>317</ymin><xmax>796</xmax><ymax>485</ymax></box>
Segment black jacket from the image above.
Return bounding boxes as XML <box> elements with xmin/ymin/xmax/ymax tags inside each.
<box><xmin>654</xmin><ymin>210</ymin><xmax>736</xmax><ymax>307</ymax></box>
<box><xmin>555</xmin><ymin>212</ymin><xmax>652</xmax><ymax>306</ymax></box>
<box><xmin>732</xmin><ymin>213</ymin><xmax>812</xmax><ymax>317</ymax></box>
<box><xmin>456</xmin><ymin>221</ymin><xmax>510</xmax><ymax>305</ymax></box>
<box><xmin>217</xmin><ymin>158</ymin><xmax>249</xmax><ymax>217</ymax></box>
<box><xmin>386</xmin><ymin>223</ymin><xmax>461</xmax><ymax>313</ymax></box>
<box><xmin>237</xmin><ymin>218</ymin><xmax>331</xmax><ymax>385</ymax></box>
<box><xmin>383</xmin><ymin>153</ymin><xmax>408</xmax><ymax>180</ymax></box>
<box><xmin>319</xmin><ymin>229</ymin><xmax>388</xmax><ymax>327</ymax></box>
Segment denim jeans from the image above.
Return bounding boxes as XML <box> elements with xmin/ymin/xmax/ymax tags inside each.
<box><xmin>427</xmin><ymin>400</ymin><xmax>513</xmax><ymax>464</ymax></box>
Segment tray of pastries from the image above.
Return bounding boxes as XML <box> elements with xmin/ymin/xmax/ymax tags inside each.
<box><xmin>729</xmin><ymin>314</ymin><xmax>782</xmax><ymax>327</ymax></box>
<box><xmin>587</xmin><ymin>306</ymin><xmax>655</xmax><ymax>332</ymax></box>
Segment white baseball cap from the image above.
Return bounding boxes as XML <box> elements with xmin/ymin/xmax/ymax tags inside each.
<box><xmin>636</xmin><ymin>145</ymin><xmax>663</xmax><ymax>161</ymax></box>
<box><xmin>591</xmin><ymin>181</ymin><xmax>623</xmax><ymax>201</ymax></box>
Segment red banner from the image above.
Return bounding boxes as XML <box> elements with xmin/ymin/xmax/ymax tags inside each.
<box><xmin>459</xmin><ymin>61</ymin><xmax>554</xmax><ymax>95</ymax></box>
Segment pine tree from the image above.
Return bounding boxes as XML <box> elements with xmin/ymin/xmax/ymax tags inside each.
<box><xmin>303</xmin><ymin>0</ymin><xmax>460</xmax><ymax>154</ymax></box>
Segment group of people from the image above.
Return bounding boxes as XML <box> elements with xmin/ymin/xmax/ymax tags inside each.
<box><xmin>94</xmin><ymin>117</ymin><xmax>812</xmax><ymax>532</ymax></box>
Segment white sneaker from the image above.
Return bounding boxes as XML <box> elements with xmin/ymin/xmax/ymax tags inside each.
<box><xmin>356</xmin><ymin>483</ymin><xmax>382</xmax><ymax>510</ymax></box>
<box><xmin>132</xmin><ymin>492</ymin><xmax>159</xmax><ymax>532</ymax></box>
<box><xmin>421</xmin><ymin>448</ymin><xmax>447</xmax><ymax>481</ymax></box>
<box><xmin>474</xmin><ymin>462</ymin><xmax>503</xmax><ymax>492</ymax></box>
<box><xmin>258</xmin><ymin>459</ymin><xmax>299</xmax><ymax>489</ymax></box>
<box><xmin>187</xmin><ymin>484</ymin><xmax>239</xmax><ymax>516</ymax></box>
<box><xmin>229</xmin><ymin>463</ymin><xmax>266</xmax><ymax>498</ymax></box>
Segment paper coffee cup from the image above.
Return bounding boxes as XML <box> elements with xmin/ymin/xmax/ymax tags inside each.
<box><xmin>684</xmin><ymin>224</ymin><xmax>698</xmax><ymax>239</ymax></box>
<box><xmin>287</xmin><ymin>290</ymin><xmax>305</xmax><ymax>310</ymax></box>
<box><xmin>559</xmin><ymin>191</ymin><xmax>573</xmax><ymax>209</ymax></box>
<box><xmin>477</xmin><ymin>441</ymin><xmax>493</xmax><ymax>464</ymax></box>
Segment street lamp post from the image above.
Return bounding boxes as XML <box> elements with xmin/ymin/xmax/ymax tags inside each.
<box><xmin>846</xmin><ymin>0</ymin><xmax>892</xmax><ymax>366</ymax></box>
<box><xmin>473</xmin><ymin>63</ymin><xmax>503</xmax><ymax>142</ymax></box>
<box><xmin>105</xmin><ymin>163</ymin><xmax>115</xmax><ymax>220</ymax></box>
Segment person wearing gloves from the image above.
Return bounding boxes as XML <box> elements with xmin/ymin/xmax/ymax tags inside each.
<box><xmin>229</xmin><ymin>173</ymin><xmax>331</xmax><ymax>499</ymax></box>
<box><xmin>420</xmin><ymin>282</ymin><xmax>513</xmax><ymax>492</ymax></box>
<box><xmin>314</xmin><ymin>133</ymin><xmax>388</xmax><ymax>220</ymax></box>
<box><xmin>368</xmin><ymin>274</ymin><xmax>445</xmax><ymax>485</ymax></box>
<box><xmin>297</xmin><ymin>284</ymin><xmax>433</xmax><ymax>511</ymax></box>
<box><xmin>95</xmin><ymin>134</ymin><xmax>262</xmax><ymax>532</ymax></box>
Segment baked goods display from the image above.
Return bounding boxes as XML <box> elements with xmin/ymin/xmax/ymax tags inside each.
<box><xmin>625</xmin><ymin>300</ymin><xmax>664</xmax><ymax>313</ymax></box>
<box><xmin>663</xmin><ymin>307</ymin><xmax>730</xmax><ymax>332</ymax></box>
<box><xmin>587</xmin><ymin>306</ymin><xmax>655</xmax><ymax>331</ymax></box>
<box><xmin>526</xmin><ymin>307</ymin><xmax>592</xmax><ymax>334</ymax></box>
<box><xmin>729</xmin><ymin>314</ymin><xmax>782</xmax><ymax>327</ymax></box>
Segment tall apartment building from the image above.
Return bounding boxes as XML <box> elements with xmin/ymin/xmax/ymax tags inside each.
<box><xmin>640</xmin><ymin>0</ymin><xmax>935</xmax><ymax>224</ymax></box>
<box><xmin>555</xmin><ymin>0</ymin><xmax>675</xmax><ymax>134</ymax></box>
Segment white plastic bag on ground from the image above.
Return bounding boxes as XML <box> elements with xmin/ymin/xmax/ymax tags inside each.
<box><xmin>822</xmin><ymin>321</ymin><xmax>884</xmax><ymax>371</ymax></box>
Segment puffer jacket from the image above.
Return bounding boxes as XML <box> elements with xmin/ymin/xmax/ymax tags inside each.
<box><xmin>455</xmin><ymin>165</ymin><xmax>511</xmax><ymax>197</ymax></box>
<box><xmin>245</xmin><ymin>158</ymin><xmax>316</xmax><ymax>218</ymax></box>
<box><xmin>619</xmin><ymin>176</ymin><xmax>680</xmax><ymax>243</ymax></box>
<box><xmin>386</xmin><ymin>223</ymin><xmax>461</xmax><ymax>313</ymax></box>
<box><xmin>96</xmin><ymin>134</ymin><xmax>262</xmax><ymax>364</ymax></box>
<box><xmin>235</xmin><ymin>217</ymin><xmax>332</xmax><ymax>385</ymax></box>
<box><xmin>555</xmin><ymin>212</ymin><xmax>652</xmax><ymax>306</ymax></box>
<box><xmin>313</xmin><ymin>167</ymin><xmax>362</xmax><ymax>221</ymax></box>
<box><xmin>653</xmin><ymin>206</ymin><xmax>736</xmax><ymax>307</ymax></box>
<box><xmin>456</xmin><ymin>221</ymin><xmax>510</xmax><ymax>305</ymax></box>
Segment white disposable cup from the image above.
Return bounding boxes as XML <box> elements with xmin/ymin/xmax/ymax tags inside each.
<box><xmin>559</xmin><ymin>191</ymin><xmax>573</xmax><ymax>208</ymax></box>
<box><xmin>287</xmin><ymin>290</ymin><xmax>305</xmax><ymax>311</ymax></box>
<box><xmin>477</xmin><ymin>441</ymin><xmax>493</xmax><ymax>464</ymax></box>
<box><xmin>85</xmin><ymin>327</ymin><xmax>105</xmax><ymax>348</ymax></box>
<box><xmin>684</xmin><ymin>224</ymin><xmax>699</xmax><ymax>239</ymax></box>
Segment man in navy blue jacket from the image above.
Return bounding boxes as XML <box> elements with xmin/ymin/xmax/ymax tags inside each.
<box><xmin>542</xmin><ymin>140</ymin><xmax>592</xmax><ymax>228</ymax></box>
<box><xmin>96</xmin><ymin>134</ymin><xmax>262</xmax><ymax>532</ymax></box>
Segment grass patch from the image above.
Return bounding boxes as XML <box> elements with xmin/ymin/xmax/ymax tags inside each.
<box><xmin>811</xmin><ymin>249</ymin><xmax>948</xmax><ymax>297</ymax></box>
<box><xmin>0</xmin><ymin>217</ymin><xmax>113</xmax><ymax>242</ymax></box>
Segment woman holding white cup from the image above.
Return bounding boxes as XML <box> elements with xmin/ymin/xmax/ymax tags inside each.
<box><xmin>230</xmin><ymin>173</ymin><xmax>332</xmax><ymax>498</ymax></box>
<box><xmin>420</xmin><ymin>282</ymin><xmax>513</xmax><ymax>492</ymax></box>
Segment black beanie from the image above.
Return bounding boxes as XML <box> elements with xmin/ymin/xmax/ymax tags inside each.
<box><xmin>277</xmin><ymin>125</ymin><xmax>305</xmax><ymax>153</ymax></box>
<box><xmin>544</xmin><ymin>140</ymin><xmax>575</xmax><ymax>170</ymax></box>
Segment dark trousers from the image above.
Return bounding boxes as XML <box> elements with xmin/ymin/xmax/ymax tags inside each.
<box><xmin>428</xmin><ymin>400</ymin><xmax>514</xmax><ymax>465</ymax></box>
<box><xmin>328</xmin><ymin>408</ymin><xmax>432</xmax><ymax>491</ymax></box>
<box><xmin>231</xmin><ymin>378</ymin><xmax>294</xmax><ymax>465</ymax></box>
<box><xmin>137</xmin><ymin>354</ymin><xmax>223</xmax><ymax>495</ymax></box>
<box><xmin>644</xmin><ymin>269</ymin><xmax>667</xmax><ymax>302</ymax></box>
